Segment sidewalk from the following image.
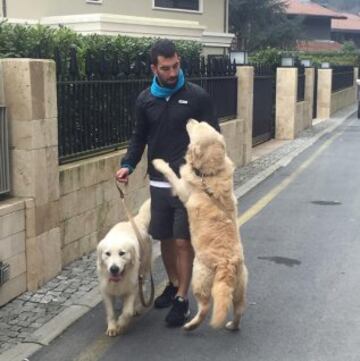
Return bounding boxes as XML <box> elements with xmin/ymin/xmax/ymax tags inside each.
<box><xmin>0</xmin><ymin>104</ymin><xmax>356</xmax><ymax>361</ymax></box>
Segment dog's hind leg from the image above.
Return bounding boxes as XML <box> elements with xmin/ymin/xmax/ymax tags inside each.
<box><xmin>117</xmin><ymin>293</ymin><xmax>136</xmax><ymax>333</ymax></box>
<box><xmin>183</xmin><ymin>260</ymin><xmax>213</xmax><ymax>331</ymax></box>
<box><xmin>226</xmin><ymin>264</ymin><xmax>248</xmax><ymax>331</ymax></box>
<box><xmin>102</xmin><ymin>293</ymin><xmax>118</xmax><ymax>336</ymax></box>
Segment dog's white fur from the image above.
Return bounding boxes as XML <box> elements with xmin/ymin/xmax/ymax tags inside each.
<box><xmin>153</xmin><ymin>119</ymin><xmax>248</xmax><ymax>331</ymax></box>
<box><xmin>97</xmin><ymin>199</ymin><xmax>152</xmax><ymax>336</ymax></box>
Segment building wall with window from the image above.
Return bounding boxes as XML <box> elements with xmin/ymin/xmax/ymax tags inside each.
<box><xmin>5</xmin><ymin>0</ymin><xmax>225</xmax><ymax>33</ymax></box>
<box><xmin>3</xmin><ymin>0</ymin><xmax>232</xmax><ymax>53</ymax></box>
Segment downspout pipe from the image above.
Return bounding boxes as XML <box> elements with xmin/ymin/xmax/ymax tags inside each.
<box><xmin>2</xmin><ymin>0</ymin><xmax>7</xmax><ymax>17</ymax></box>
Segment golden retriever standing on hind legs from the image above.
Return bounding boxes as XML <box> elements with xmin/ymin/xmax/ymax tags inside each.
<box><xmin>153</xmin><ymin>119</ymin><xmax>248</xmax><ymax>331</ymax></box>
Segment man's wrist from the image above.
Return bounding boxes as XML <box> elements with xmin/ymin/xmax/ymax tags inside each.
<box><xmin>121</xmin><ymin>163</ymin><xmax>134</xmax><ymax>174</ymax></box>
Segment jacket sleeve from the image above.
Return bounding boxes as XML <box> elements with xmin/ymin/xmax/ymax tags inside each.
<box><xmin>196</xmin><ymin>91</ymin><xmax>220</xmax><ymax>132</ymax></box>
<box><xmin>120</xmin><ymin>96</ymin><xmax>148</xmax><ymax>171</ymax></box>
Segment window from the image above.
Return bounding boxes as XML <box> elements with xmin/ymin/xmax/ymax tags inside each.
<box><xmin>154</xmin><ymin>0</ymin><xmax>200</xmax><ymax>12</ymax></box>
<box><xmin>86</xmin><ymin>0</ymin><xmax>103</xmax><ymax>4</ymax></box>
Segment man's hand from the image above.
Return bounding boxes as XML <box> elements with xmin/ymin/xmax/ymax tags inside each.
<box><xmin>115</xmin><ymin>167</ymin><xmax>130</xmax><ymax>184</ymax></box>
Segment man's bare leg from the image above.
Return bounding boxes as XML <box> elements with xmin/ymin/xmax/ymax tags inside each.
<box><xmin>175</xmin><ymin>238</ymin><xmax>194</xmax><ymax>298</ymax></box>
<box><xmin>161</xmin><ymin>239</ymin><xmax>178</xmax><ymax>286</ymax></box>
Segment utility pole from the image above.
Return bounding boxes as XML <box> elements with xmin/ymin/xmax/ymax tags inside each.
<box><xmin>2</xmin><ymin>0</ymin><xmax>7</xmax><ymax>17</ymax></box>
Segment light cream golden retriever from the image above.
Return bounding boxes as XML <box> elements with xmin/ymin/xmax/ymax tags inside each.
<box><xmin>97</xmin><ymin>199</ymin><xmax>152</xmax><ymax>336</ymax></box>
<box><xmin>153</xmin><ymin>119</ymin><xmax>248</xmax><ymax>331</ymax></box>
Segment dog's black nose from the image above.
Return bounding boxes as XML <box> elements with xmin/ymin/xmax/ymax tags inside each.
<box><xmin>110</xmin><ymin>265</ymin><xmax>120</xmax><ymax>275</ymax></box>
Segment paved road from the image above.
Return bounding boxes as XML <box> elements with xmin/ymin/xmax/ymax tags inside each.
<box><xmin>30</xmin><ymin>114</ymin><xmax>360</xmax><ymax>361</ymax></box>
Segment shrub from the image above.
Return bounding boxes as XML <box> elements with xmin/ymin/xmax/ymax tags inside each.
<box><xmin>0</xmin><ymin>21</ymin><xmax>203</xmax><ymax>77</ymax></box>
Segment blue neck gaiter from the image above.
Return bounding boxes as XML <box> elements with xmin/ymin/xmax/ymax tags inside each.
<box><xmin>150</xmin><ymin>69</ymin><xmax>185</xmax><ymax>99</ymax></box>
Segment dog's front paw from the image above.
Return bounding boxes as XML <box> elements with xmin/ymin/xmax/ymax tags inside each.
<box><xmin>152</xmin><ymin>159</ymin><xmax>170</xmax><ymax>174</ymax></box>
<box><xmin>106</xmin><ymin>322</ymin><xmax>119</xmax><ymax>337</ymax></box>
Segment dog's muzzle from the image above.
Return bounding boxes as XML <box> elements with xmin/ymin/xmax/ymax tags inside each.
<box><xmin>108</xmin><ymin>264</ymin><xmax>125</xmax><ymax>282</ymax></box>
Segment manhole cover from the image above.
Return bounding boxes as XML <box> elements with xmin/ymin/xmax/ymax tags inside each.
<box><xmin>311</xmin><ymin>200</ymin><xmax>342</xmax><ymax>206</ymax></box>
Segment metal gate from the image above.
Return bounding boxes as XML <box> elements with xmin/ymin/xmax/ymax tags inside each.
<box><xmin>252</xmin><ymin>64</ymin><xmax>277</xmax><ymax>146</ymax></box>
<box><xmin>313</xmin><ymin>67</ymin><xmax>318</xmax><ymax>119</ymax></box>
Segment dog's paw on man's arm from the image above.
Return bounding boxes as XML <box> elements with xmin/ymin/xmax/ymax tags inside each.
<box><xmin>152</xmin><ymin>159</ymin><xmax>171</xmax><ymax>174</ymax></box>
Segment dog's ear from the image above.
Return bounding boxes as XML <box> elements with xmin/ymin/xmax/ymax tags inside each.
<box><xmin>128</xmin><ymin>246</ymin><xmax>137</xmax><ymax>266</ymax></box>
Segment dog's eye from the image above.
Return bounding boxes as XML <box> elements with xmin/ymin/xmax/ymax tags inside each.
<box><xmin>119</xmin><ymin>251</ymin><xmax>125</xmax><ymax>256</ymax></box>
<box><xmin>105</xmin><ymin>252</ymin><xmax>111</xmax><ymax>257</ymax></box>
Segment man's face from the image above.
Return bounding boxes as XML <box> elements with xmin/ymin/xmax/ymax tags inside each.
<box><xmin>151</xmin><ymin>54</ymin><xmax>181</xmax><ymax>88</ymax></box>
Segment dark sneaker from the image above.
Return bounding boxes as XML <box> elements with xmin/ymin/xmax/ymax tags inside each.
<box><xmin>154</xmin><ymin>282</ymin><xmax>178</xmax><ymax>309</ymax></box>
<box><xmin>165</xmin><ymin>296</ymin><xmax>190</xmax><ymax>327</ymax></box>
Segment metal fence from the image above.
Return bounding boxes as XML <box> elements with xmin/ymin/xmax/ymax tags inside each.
<box><xmin>57</xmin><ymin>50</ymin><xmax>237</xmax><ymax>164</ymax></box>
<box><xmin>252</xmin><ymin>64</ymin><xmax>277</xmax><ymax>146</ymax></box>
<box><xmin>332</xmin><ymin>66</ymin><xmax>354</xmax><ymax>93</ymax></box>
<box><xmin>297</xmin><ymin>65</ymin><xmax>305</xmax><ymax>102</ymax></box>
<box><xmin>0</xmin><ymin>106</ymin><xmax>10</xmax><ymax>196</ymax></box>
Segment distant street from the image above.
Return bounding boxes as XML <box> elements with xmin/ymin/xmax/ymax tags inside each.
<box><xmin>30</xmin><ymin>113</ymin><xmax>360</xmax><ymax>361</ymax></box>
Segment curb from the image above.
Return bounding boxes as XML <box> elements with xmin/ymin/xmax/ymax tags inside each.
<box><xmin>0</xmin><ymin>104</ymin><xmax>356</xmax><ymax>361</ymax></box>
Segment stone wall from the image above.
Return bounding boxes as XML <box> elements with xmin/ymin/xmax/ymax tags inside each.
<box><xmin>330</xmin><ymin>86</ymin><xmax>357</xmax><ymax>115</ymax></box>
<box><xmin>0</xmin><ymin>199</ymin><xmax>26</xmax><ymax>306</ymax></box>
<box><xmin>59</xmin><ymin>151</ymin><xmax>149</xmax><ymax>266</ymax></box>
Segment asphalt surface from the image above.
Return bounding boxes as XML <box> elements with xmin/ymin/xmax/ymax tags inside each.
<box><xmin>25</xmin><ymin>112</ymin><xmax>360</xmax><ymax>361</ymax></box>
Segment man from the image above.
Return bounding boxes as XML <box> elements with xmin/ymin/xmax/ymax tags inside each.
<box><xmin>116</xmin><ymin>39</ymin><xmax>219</xmax><ymax>327</ymax></box>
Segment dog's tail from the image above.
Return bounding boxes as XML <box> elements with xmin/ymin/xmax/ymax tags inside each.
<box><xmin>134</xmin><ymin>198</ymin><xmax>151</xmax><ymax>231</ymax></box>
<box><xmin>210</xmin><ymin>261</ymin><xmax>237</xmax><ymax>329</ymax></box>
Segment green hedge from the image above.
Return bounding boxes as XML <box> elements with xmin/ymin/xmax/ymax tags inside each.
<box><xmin>249</xmin><ymin>47</ymin><xmax>360</xmax><ymax>67</ymax></box>
<box><xmin>0</xmin><ymin>21</ymin><xmax>202</xmax><ymax>71</ymax></box>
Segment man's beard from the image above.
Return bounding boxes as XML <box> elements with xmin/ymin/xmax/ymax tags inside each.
<box><xmin>158</xmin><ymin>75</ymin><xmax>178</xmax><ymax>88</ymax></box>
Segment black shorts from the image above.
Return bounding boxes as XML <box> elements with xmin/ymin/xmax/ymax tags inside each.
<box><xmin>149</xmin><ymin>186</ymin><xmax>190</xmax><ymax>241</ymax></box>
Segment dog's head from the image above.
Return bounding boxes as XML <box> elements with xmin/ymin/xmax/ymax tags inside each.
<box><xmin>186</xmin><ymin>119</ymin><xmax>226</xmax><ymax>175</ymax></box>
<box><xmin>97</xmin><ymin>235</ymin><xmax>136</xmax><ymax>283</ymax></box>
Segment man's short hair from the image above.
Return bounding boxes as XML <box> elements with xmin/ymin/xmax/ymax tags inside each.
<box><xmin>150</xmin><ymin>39</ymin><xmax>177</xmax><ymax>65</ymax></box>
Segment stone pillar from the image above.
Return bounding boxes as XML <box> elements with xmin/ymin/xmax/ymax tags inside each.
<box><xmin>236</xmin><ymin>66</ymin><xmax>254</xmax><ymax>165</ymax></box>
<box><xmin>317</xmin><ymin>69</ymin><xmax>332</xmax><ymax>120</ymax></box>
<box><xmin>275</xmin><ymin>67</ymin><xmax>298</xmax><ymax>140</ymax></box>
<box><xmin>304</xmin><ymin>67</ymin><xmax>315</xmax><ymax>128</ymax></box>
<box><xmin>0</xmin><ymin>59</ymin><xmax>61</xmax><ymax>290</ymax></box>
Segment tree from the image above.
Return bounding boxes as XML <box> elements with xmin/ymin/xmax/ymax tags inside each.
<box><xmin>229</xmin><ymin>0</ymin><xmax>303</xmax><ymax>51</ymax></box>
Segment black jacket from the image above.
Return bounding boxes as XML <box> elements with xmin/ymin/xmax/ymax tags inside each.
<box><xmin>121</xmin><ymin>81</ymin><xmax>220</xmax><ymax>181</ymax></box>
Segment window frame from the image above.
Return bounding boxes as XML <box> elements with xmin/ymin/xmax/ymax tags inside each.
<box><xmin>152</xmin><ymin>0</ymin><xmax>203</xmax><ymax>14</ymax></box>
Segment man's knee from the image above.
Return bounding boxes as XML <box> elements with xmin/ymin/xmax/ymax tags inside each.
<box><xmin>175</xmin><ymin>238</ymin><xmax>193</xmax><ymax>252</ymax></box>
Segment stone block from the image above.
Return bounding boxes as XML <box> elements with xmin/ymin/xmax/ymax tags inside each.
<box><xmin>0</xmin><ymin>273</ymin><xmax>27</xmax><ymax>307</ymax></box>
<box><xmin>6</xmin><ymin>252</ymin><xmax>26</xmax><ymax>279</ymax></box>
<box><xmin>220</xmin><ymin>118</ymin><xmax>243</xmax><ymax>167</ymax></box>
<box><xmin>60</xmin><ymin>186</ymin><xmax>97</xmax><ymax>221</ymax></box>
<box><xmin>59</xmin><ymin>165</ymin><xmax>81</xmax><ymax>196</ymax></box>
<box><xmin>0</xmin><ymin>209</ymin><xmax>25</xmax><ymax>239</ymax></box>
<box><xmin>11</xmin><ymin>149</ymin><xmax>35</xmax><ymax>198</ymax></box>
<box><xmin>62</xmin><ymin>241</ymin><xmax>80</xmax><ymax>267</ymax></box>
<box><xmin>0</xmin><ymin>231</ymin><xmax>25</xmax><ymax>260</ymax></box>
<box><xmin>10</xmin><ymin>118</ymin><xmax>58</xmax><ymax>150</ymax></box>
<box><xmin>26</xmin><ymin>227</ymin><xmax>62</xmax><ymax>290</ymax></box>
<box><xmin>0</xmin><ymin>198</ymin><xmax>24</xmax><ymax>217</ymax></box>
<box><xmin>63</xmin><ymin>208</ymin><xmax>97</xmax><ymax>245</ymax></box>
<box><xmin>276</xmin><ymin>68</ymin><xmax>297</xmax><ymax>140</ymax></box>
<box><xmin>1</xmin><ymin>59</ymin><xmax>32</xmax><ymax>122</ymax></box>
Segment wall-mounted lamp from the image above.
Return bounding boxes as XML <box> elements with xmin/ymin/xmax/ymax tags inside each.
<box><xmin>230</xmin><ymin>50</ymin><xmax>249</xmax><ymax>66</ymax></box>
